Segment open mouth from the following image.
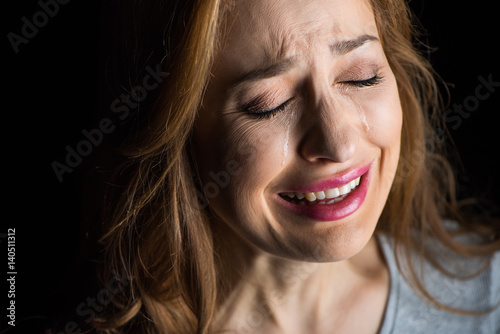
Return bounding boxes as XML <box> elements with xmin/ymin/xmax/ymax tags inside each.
<box><xmin>275</xmin><ymin>162</ymin><xmax>372</xmax><ymax>222</ymax></box>
<box><xmin>279</xmin><ymin>176</ymin><xmax>362</xmax><ymax>206</ymax></box>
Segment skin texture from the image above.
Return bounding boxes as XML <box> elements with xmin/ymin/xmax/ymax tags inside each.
<box><xmin>193</xmin><ymin>0</ymin><xmax>402</xmax><ymax>332</ymax></box>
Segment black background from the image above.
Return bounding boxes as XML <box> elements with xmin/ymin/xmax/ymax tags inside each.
<box><xmin>3</xmin><ymin>0</ymin><xmax>500</xmax><ymax>333</ymax></box>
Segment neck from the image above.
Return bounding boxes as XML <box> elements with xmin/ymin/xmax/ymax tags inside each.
<box><xmin>212</xmin><ymin>218</ymin><xmax>387</xmax><ymax>332</ymax></box>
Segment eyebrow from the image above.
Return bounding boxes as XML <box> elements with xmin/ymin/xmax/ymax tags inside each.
<box><xmin>230</xmin><ymin>34</ymin><xmax>379</xmax><ymax>89</ymax></box>
<box><xmin>331</xmin><ymin>34</ymin><xmax>379</xmax><ymax>55</ymax></box>
<box><xmin>230</xmin><ymin>57</ymin><xmax>297</xmax><ymax>90</ymax></box>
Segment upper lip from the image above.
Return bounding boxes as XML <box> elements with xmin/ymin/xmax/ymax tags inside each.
<box><xmin>279</xmin><ymin>161</ymin><xmax>373</xmax><ymax>194</ymax></box>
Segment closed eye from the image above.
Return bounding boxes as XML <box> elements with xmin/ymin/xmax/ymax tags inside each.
<box><xmin>244</xmin><ymin>97</ymin><xmax>294</xmax><ymax>120</ymax></box>
<box><xmin>341</xmin><ymin>74</ymin><xmax>383</xmax><ymax>88</ymax></box>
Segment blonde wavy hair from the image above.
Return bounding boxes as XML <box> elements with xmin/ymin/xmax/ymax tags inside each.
<box><xmin>92</xmin><ymin>0</ymin><xmax>500</xmax><ymax>333</ymax></box>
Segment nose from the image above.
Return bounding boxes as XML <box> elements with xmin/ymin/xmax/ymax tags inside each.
<box><xmin>299</xmin><ymin>94</ymin><xmax>359</xmax><ymax>164</ymax></box>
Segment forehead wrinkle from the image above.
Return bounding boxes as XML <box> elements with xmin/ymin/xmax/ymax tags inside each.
<box><xmin>265</xmin><ymin>14</ymin><xmax>337</xmax><ymax>64</ymax></box>
<box><xmin>250</xmin><ymin>0</ymin><xmax>339</xmax><ymax>64</ymax></box>
<box><xmin>258</xmin><ymin>17</ymin><xmax>297</xmax><ymax>64</ymax></box>
<box><xmin>225</xmin><ymin>0</ymin><xmax>378</xmax><ymax>61</ymax></box>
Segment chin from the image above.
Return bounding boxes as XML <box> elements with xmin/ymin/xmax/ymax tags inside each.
<box><xmin>249</xmin><ymin>209</ymin><xmax>379</xmax><ymax>263</ymax></box>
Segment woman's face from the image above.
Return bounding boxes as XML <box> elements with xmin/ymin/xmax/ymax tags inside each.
<box><xmin>193</xmin><ymin>0</ymin><xmax>402</xmax><ymax>262</ymax></box>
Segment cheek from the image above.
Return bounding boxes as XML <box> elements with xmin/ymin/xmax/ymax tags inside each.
<box><xmin>362</xmin><ymin>75</ymin><xmax>403</xmax><ymax>189</ymax></box>
<box><xmin>194</xmin><ymin>115</ymin><xmax>289</xmax><ymax>221</ymax></box>
<box><xmin>226</xmin><ymin>122</ymin><xmax>282</xmax><ymax>192</ymax></box>
<box><xmin>363</xmin><ymin>80</ymin><xmax>403</xmax><ymax>148</ymax></box>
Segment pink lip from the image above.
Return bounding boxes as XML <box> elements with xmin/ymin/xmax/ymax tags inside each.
<box><xmin>275</xmin><ymin>162</ymin><xmax>373</xmax><ymax>222</ymax></box>
<box><xmin>282</xmin><ymin>162</ymin><xmax>372</xmax><ymax>194</ymax></box>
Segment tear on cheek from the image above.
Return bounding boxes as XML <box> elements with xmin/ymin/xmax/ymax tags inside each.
<box><xmin>281</xmin><ymin>109</ymin><xmax>296</xmax><ymax>168</ymax></box>
<box><xmin>359</xmin><ymin>109</ymin><xmax>370</xmax><ymax>131</ymax></box>
<box><xmin>351</xmin><ymin>102</ymin><xmax>371</xmax><ymax>132</ymax></box>
<box><xmin>338</xmin><ymin>94</ymin><xmax>371</xmax><ymax>132</ymax></box>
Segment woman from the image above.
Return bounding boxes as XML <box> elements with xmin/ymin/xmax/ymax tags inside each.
<box><xmin>93</xmin><ymin>0</ymin><xmax>500</xmax><ymax>333</ymax></box>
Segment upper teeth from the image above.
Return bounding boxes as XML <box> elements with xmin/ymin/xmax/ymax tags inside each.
<box><xmin>283</xmin><ymin>176</ymin><xmax>361</xmax><ymax>202</ymax></box>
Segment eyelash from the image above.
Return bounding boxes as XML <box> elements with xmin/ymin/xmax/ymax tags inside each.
<box><xmin>342</xmin><ymin>74</ymin><xmax>383</xmax><ymax>88</ymax></box>
<box><xmin>246</xmin><ymin>98</ymin><xmax>294</xmax><ymax>120</ymax></box>
<box><xmin>244</xmin><ymin>74</ymin><xmax>383</xmax><ymax>120</ymax></box>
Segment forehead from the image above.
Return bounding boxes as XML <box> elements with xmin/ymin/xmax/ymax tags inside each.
<box><xmin>218</xmin><ymin>0</ymin><xmax>378</xmax><ymax>70</ymax></box>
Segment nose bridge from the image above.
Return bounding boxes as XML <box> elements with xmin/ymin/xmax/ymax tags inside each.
<box><xmin>299</xmin><ymin>86</ymin><xmax>359</xmax><ymax>163</ymax></box>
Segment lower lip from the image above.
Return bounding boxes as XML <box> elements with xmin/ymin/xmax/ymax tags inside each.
<box><xmin>276</xmin><ymin>166</ymin><xmax>371</xmax><ymax>222</ymax></box>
